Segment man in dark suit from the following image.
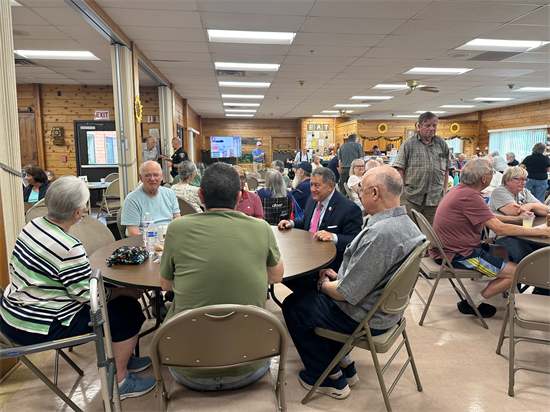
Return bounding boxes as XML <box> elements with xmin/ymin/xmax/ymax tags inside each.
<box><xmin>278</xmin><ymin>167</ymin><xmax>363</xmax><ymax>291</ymax></box>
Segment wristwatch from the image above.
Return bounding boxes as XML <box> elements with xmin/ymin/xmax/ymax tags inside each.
<box><xmin>318</xmin><ymin>280</ymin><xmax>328</xmax><ymax>293</ymax></box>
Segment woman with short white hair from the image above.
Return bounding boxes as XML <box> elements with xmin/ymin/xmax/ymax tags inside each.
<box><xmin>347</xmin><ymin>158</ymin><xmax>366</xmax><ymax>210</ymax></box>
<box><xmin>172</xmin><ymin>160</ymin><xmax>203</xmax><ymax>213</ymax></box>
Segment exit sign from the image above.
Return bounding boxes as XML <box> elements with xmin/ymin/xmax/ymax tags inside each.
<box><xmin>94</xmin><ymin>109</ymin><xmax>110</xmax><ymax>120</ymax></box>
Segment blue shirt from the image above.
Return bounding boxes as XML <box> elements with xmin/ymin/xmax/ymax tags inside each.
<box><xmin>327</xmin><ymin>156</ymin><xmax>340</xmax><ymax>183</ymax></box>
<box><xmin>252</xmin><ymin>148</ymin><xmax>264</xmax><ymax>162</ymax></box>
<box><xmin>293</xmin><ymin>179</ymin><xmax>311</xmax><ymax>211</ymax></box>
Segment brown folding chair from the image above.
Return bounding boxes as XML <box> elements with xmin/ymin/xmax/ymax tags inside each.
<box><xmin>496</xmin><ymin>246</ymin><xmax>550</xmax><ymax>396</ymax></box>
<box><xmin>25</xmin><ymin>199</ymin><xmax>48</xmax><ymax>223</ymax></box>
<box><xmin>104</xmin><ymin>173</ymin><xmax>119</xmax><ymax>183</ymax></box>
<box><xmin>150</xmin><ymin>304</ymin><xmax>287</xmax><ymax>412</ymax></box>
<box><xmin>302</xmin><ymin>242</ymin><xmax>428</xmax><ymax>412</ymax></box>
<box><xmin>411</xmin><ymin>209</ymin><xmax>488</xmax><ymax>329</ymax></box>
<box><xmin>96</xmin><ymin>178</ymin><xmax>121</xmax><ymax>218</ymax></box>
<box><xmin>343</xmin><ymin>182</ymin><xmax>353</xmax><ymax>199</ymax></box>
<box><xmin>68</xmin><ymin>215</ymin><xmax>115</xmax><ymax>256</ymax></box>
<box><xmin>246</xmin><ymin>176</ymin><xmax>259</xmax><ymax>190</ymax></box>
<box><xmin>177</xmin><ymin>197</ymin><xmax>198</xmax><ymax>216</ymax></box>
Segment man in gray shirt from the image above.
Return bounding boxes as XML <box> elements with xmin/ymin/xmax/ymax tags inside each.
<box><xmin>142</xmin><ymin>136</ymin><xmax>158</xmax><ymax>164</ymax></box>
<box><xmin>338</xmin><ymin>133</ymin><xmax>364</xmax><ymax>193</ymax></box>
<box><xmin>282</xmin><ymin>166</ymin><xmax>425</xmax><ymax>400</ymax></box>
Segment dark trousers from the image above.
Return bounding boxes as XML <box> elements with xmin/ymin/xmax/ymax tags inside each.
<box><xmin>339</xmin><ymin>168</ymin><xmax>350</xmax><ymax>194</ymax></box>
<box><xmin>283</xmin><ymin>290</ymin><xmax>390</xmax><ymax>380</ymax></box>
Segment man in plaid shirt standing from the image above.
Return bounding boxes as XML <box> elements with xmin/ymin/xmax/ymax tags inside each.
<box><xmin>393</xmin><ymin>112</ymin><xmax>452</xmax><ymax>224</ymax></box>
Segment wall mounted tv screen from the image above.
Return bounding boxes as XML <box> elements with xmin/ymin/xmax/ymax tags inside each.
<box><xmin>210</xmin><ymin>136</ymin><xmax>242</xmax><ymax>158</ymax></box>
<box><xmin>87</xmin><ymin>131</ymin><xmax>118</xmax><ymax>165</ymax></box>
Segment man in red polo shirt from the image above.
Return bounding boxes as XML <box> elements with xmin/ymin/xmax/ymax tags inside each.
<box><xmin>235</xmin><ymin>166</ymin><xmax>264</xmax><ymax>219</ymax></box>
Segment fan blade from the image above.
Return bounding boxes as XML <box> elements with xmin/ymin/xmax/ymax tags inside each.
<box><xmin>405</xmin><ymin>89</ymin><xmax>413</xmax><ymax>95</ymax></box>
<box><xmin>419</xmin><ymin>87</ymin><xmax>439</xmax><ymax>93</ymax></box>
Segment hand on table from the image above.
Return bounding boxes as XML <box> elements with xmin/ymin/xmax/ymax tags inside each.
<box><xmin>313</xmin><ymin>230</ymin><xmax>334</xmax><ymax>242</ymax></box>
<box><xmin>278</xmin><ymin>220</ymin><xmax>292</xmax><ymax>229</ymax></box>
<box><xmin>518</xmin><ymin>204</ymin><xmax>534</xmax><ymax>214</ymax></box>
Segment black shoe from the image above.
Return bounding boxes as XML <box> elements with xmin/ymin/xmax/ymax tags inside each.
<box><xmin>164</xmin><ymin>291</ymin><xmax>175</xmax><ymax>302</ymax></box>
<box><xmin>457</xmin><ymin>299</ymin><xmax>497</xmax><ymax>318</ymax></box>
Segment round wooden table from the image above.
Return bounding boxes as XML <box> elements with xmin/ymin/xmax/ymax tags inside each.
<box><xmin>515</xmin><ymin>216</ymin><xmax>550</xmax><ymax>246</ymax></box>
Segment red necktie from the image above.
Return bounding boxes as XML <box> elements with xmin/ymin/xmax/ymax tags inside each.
<box><xmin>310</xmin><ymin>203</ymin><xmax>322</xmax><ymax>233</ymax></box>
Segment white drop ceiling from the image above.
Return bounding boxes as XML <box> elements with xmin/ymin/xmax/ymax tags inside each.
<box><xmin>11</xmin><ymin>0</ymin><xmax>550</xmax><ymax>120</ymax></box>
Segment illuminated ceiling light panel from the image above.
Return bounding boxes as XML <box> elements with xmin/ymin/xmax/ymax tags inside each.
<box><xmin>312</xmin><ymin>115</ymin><xmax>338</xmax><ymax>117</ymax></box>
<box><xmin>221</xmin><ymin>94</ymin><xmax>264</xmax><ymax>99</ymax></box>
<box><xmin>215</xmin><ymin>62</ymin><xmax>280</xmax><ymax>71</ymax></box>
<box><xmin>373</xmin><ymin>84</ymin><xmax>409</xmax><ymax>89</ymax></box>
<box><xmin>14</xmin><ymin>50</ymin><xmax>99</xmax><ymax>60</ymax></box>
<box><xmin>472</xmin><ymin>97</ymin><xmax>514</xmax><ymax>101</ymax></box>
<box><xmin>395</xmin><ymin>115</ymin><xmax>419</xmax><ymax>118</ymax></box>
<box><xmin>208</xmin><ymin>29</ymin><xmax>296</xmax><ymax>45</ymax></box>
<box><xmin>415</xmin><ymin>111</ymin><xmax>447</xmax><ymax>114</ymax></box>
<box><xmin>440</xmin><ymin>105</ymin><xmax>476</xmax><ymax>108</ymax></box>
<box><xmin>350</xmin><ymin>96</ymin><xmax>393</xmax><ymax>100</ymax></box>
<box><xmin>513</xmin><ymin>87</ymin><xmax>550</xmax><ymax>92</ymax></box>
<box><xmin>405</xmin><ymin>67</ymin><xmax>472</xmax><ymax>75</ymax></box>
<box><xmin>223</xmin><ymin>102</ymin><xmax>260</xmax><ymax>107</ymax></box>
<box><xmin>322</xmin><ymin>110</ymin><xmax>353</xmax><ymax>113</ymax></box>
<box><xmin>457</xmin><ymin>39</ymin><xmax>549</xmax><ymax>52</ymax></box>
<box><xmin>224</xmin><ymin>109</ymin><xmax>257</xmax><ymax>113</ymax></box>
<box><xmin>226</xmin><ymin>114</ymin><xmax>255</xmax><ymax>117</ymax></box>
<box><xmin>333</xmin><ymin>104</ymin><xmax>370</xmax><ymax>108</ymax></box>
<box><xmin>219</xmin><ymin>81</ymin><xmax>270</xmax><ymax>88</ymax></box>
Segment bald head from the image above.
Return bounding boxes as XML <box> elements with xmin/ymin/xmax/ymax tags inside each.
<box><xmin>360</xmin><ymin>166</ymin><xmax>403</xmax><ymax>215</ymax></box>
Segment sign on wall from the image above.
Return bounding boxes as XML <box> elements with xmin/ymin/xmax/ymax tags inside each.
<box><xmin>307</xmin><ymin>124</ymin><xmax>330</xmax><ymax>131</ymax></box>
<box><xmin>94</xmin><ymin>109</ymin><xmax>110</xmax><ymax>120</ymax></box>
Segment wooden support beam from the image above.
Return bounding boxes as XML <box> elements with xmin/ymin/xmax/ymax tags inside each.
<box><xmin>32</xmin><ymin>83</ymin><xmax>45</xmax><ymax>170</ymax></box>
<box><xmin>85</xmin><ymin>0</ymin><xmax>132</xmax><ymax>46</ymax></box>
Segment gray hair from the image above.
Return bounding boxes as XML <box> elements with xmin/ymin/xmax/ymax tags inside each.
<box><xmin>312</xmin><ymin>167</ymin><xmax>335</xmax><ymax>186</ymax></box>
<box><xmin>502</xmin><ymin>166</ymin><xmax>528</xmax><ymax>186</ymax></box>
<box><xmin>365</xmin><ymin>159</ymin><xmax>380</xmax><ymax>171</ymax></box>
<box><xmin>270</xmin><ymin>159</ymin><xmax>284</xmax><ymax>173</ymax></box>
<box><xmin>178</xmin><ymin>160</ymin><xmax>197</xmax><ymax>183</ymax></box>
<box><xmin>532</xmin><ymin>142</ymin><xmax>546</xmax><ymax>155</ymax></box>
<box><xmin>351</xmin><ymin>158</ymin><xmax>364</xmax><ymax>169</ymax></box>
<box><xmin>196</xmin><ymin>162</ymin><xmax>206</xmax><ymax>176</ymax></box>
<box><xmin>146</xmin><ymin>136</ymin><xmax>156</xmax><ymax>142</ymax></box>
<box><xmin>417</xmin><ymin>111</ymin><xmax>438</xmax><ymax>127</ymax></box>
<box><xmin>264</xmin><ymin>169</ymin><xmax>287</xmax><ymax>198</ymax></box>
<box><xmin>368</xmin><ymin>166</ymin><xmax>403</xmax><ymax>197</ymax></box>
<box><xmin>505</xmin><ymin>152</ymin><xmax>515</xmax><ymax>160</ymax></box>
<box><xmin>45</xmin><ymin>175</ymin><xmax>89</xmax><ymax>222</ymax></box>
<box><xmin>348</xmin><ymin>133</ymin><xmax>358</xmax><ymax>142</ymax></box>
<box><xmin>139</xmin><ymin>160</ymin><xmax>162</xmax><ymax>175</ymax></box>
<box><xmin>172</xmin><ymin>137</ymin><xmax>182</xmax><ymax>145</ymax></box>
<box><xmin>460</xmin><ymin>158</ymin><xmax>493</xmax><ymax>185</ymax></box>
<box><xmin>490</xmin><ymin>150</ymin><xmax>500</xmax><ymax>157</ymax></box>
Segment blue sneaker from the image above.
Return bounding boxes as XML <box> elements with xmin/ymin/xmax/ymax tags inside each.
<box><xmin>119</xmin><ymin>373</ymin><xmax>155</xmax><ymax>400</ymax></box>
<box><xmin>127</xmin><ymin>355</ymin><xmax>152</xmax><ymax>373</ymax></box>
<box><xmin>299</xmin><ymin>370</ymin><xmax>350</xmax><ymax>399</ymax></box>
<box><xmin>339</xmin><ymin>361</ymin><xmax>359</xmax><ymax>386</ymax></box>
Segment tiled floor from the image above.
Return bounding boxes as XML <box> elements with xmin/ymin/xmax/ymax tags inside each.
<box><xmin>2</xmin><ymin>277</ymin><xmax>549</xmax><ymax>412</ymax></box>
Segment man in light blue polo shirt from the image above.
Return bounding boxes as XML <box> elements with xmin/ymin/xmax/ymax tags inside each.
<box><xmin>121</xmin><ymin>161</ymin><xmax>180</xmax><ymax>237</ymax></box>
<box><xmin>252</xmin><ymin>141</ymin><xmax>265</xmax><ymax>172</ymax></box>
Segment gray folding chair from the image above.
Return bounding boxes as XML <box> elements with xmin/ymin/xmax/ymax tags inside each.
<box><xmin>150</xmin><ymin>304</ymin><xmax>288</xmax><ymax>412</ymax></box>
<box><xmin>116</xmin><ymin>206</ymin><xmax>127</xmax><ymax>239</ymax></box>
<box><xmin>0</xmin><ymin>270</ymin><xmax>121</xmax><ymax>412</ymax></box>
<box><xmin>69</xmin><ymin>215</ymin><xmax>115</xmax><ymax>256</ymax></box>
<box><xmin>246</xmin><ymin>176</ymin><xmax>259</xmax><ymax>190</ymax></box>
<box><xmin>177</xmin><ymin>197</ymin><xmax>198</xmax><ymax>216</ymax></box>
<box><xmin>496</xmin><ymin>246</ymin><xmax>550</xmax><ymax>396</ymax></box>
<box><xmin>96</xmin><ymin>178</ymin><xmax>121</xmax><ymax>218</ymax></box>
<box><xmin>104</xmin><ymin>173</ymin><xmax>119</xmax><ymax>183</ymax></box>
<box><xmin>25</xmin><ymin>199</ymin><xmax>48</xmax><ymax>223</ymax></box>
<box><xmin>302</xmin><ymin>242</ymin><xmax>428</xmax><ymax>412</ymax></box>
<box><xmin>411</xmin><ymin>209</ymin><xmax>488</xmax><ymax>329</ymax></box>
<box><xmin>343</xmin><ymin>182</ymin><xmax>353</xmax><ymax>199</ymax></box>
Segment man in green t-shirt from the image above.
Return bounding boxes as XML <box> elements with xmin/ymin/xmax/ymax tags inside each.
<box><xmin>159</xmin><ymin>162</ymin><xmax>284</xmax><ymax>391</ymax></box>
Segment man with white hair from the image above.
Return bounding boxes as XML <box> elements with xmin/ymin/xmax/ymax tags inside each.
<box><xmin>491</xmin><ymin>151</ymin><xmax>508</xmax><ymax>172</ymax></box>
<box><xmin>142</xmin><ymin>136</ymin><xmax>158</xmax><ymax>164</ymax></box>
<box><xmin>506</xmin><ymin>152</ymin><xmax>519</xmax><ymax>167</ymax></box>
<box><xmin>271</xmin><ymin>159</ymin><xmax>291</xmax><ymax>188</ymax></box>
<box><xmin>312</xmin><ymin>156</ymin><xmax>323</xmax><ymax>171</ymax></box>
<box><xmin>121</xmin><ymin>161</ymin><xmax>180</xmax><ymax>237</ymax></box>
<box><xmin>430</xmin><ymin>158</ymin><xmax>550</xmax><ymax>318</ymax></box>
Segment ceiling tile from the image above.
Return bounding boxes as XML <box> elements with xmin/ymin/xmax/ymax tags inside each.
<box><xmin>301</xmin><ymin>17</ymin><xmax>406</xmax><ymax>35</ymax></box>
<box><xmin>375</xmin><ymin>35</ymin><xmax>471</xmax><ymax>50</ymax></box>
<box><xmin>152</xmin><ymin>61</ymin><xmax>213</xmax><ymax>69</ymax></box>
<box><xmin>13</xmin><ymin>38</ymin><xmax>88</xmax><ymax>50</ymax></box>
<box><xmin>280</xmin><ymin>64</ymin><xmax>346</xmax><ymax>73</ymax></box>
<box><xmin>288</xmin><ymin>45</ymin><xmax>369</xmax><ymax>57</ymax></box>
<box><xmin>294</xmin><ymin>33</ymin><xmax>384</xmax><ymax>47</ymax></box>
<box><xmin>134</xmin><ymin>40</ymin><xmax>208</xmax><ymax>53</ymax></box>
<box><xmin>30</xmin><ymin>7</ymin><xmax>88</xmax><ymax>26</ymax></box>
<box><xmin>56</xmin><ymin>25</ymin><xmax>108</xmax><ymax>43</ymax></box>
<box><xmin>10</xmin><ymin>7</ymin><xmax>50</xmax><ymax>25</ymax></box>
<box><xmin>97</xmin><ymin>0</ymin><xmax>198</xmax><ymax>10</ymax></box>
<box><xmin>483</xmin><ymin>24</ymin><xmax>550</xmax><ymax>41</ymax></box>
<box><xmin>143</xmin><ymin>51</ymin><xmax>212</xmax><ymax>62</ymax></box>
<box><xmin>200</xmin><ymin>11</ymin><xmax>306</xmax><ymax>31</ymax></box>
<box><xmin>394</xmin><ymin>20</ymin><xmax>501</xmax><ymax>38</ymax></box>
<box><xmin>12</xmin><ymin>25</ymin><xmax>72</xmax><ymax>40</ymax></box>
<box><xmin>283</xmin><ymin>55</ymin><xmax>357</xmax><ymax>65</ymax></box>
<box><xmin>414</xmin><ymin>2</ymin><xmax>539</xmax><ymax>22</ymax></box>
<box><xmin>500</xmin><ymin>4</ymin><xmax>550</xmax><ymax>25</ymax></box>
<box><xmin>501</xmin><ymin>52</ymin><xmax>550</xmax><ymax>63</ymax></box>
<box><xmin>362</xmin><ymin>47</ymin><xmax>448</xmax><ymax>59</ymax></box>
<box><xmin>102</xmin><ymin>8</ymin><xmax>202</xmax><ymax>28</ymax></box>
<box><xmin>197</xmin><ymin>0</ymin><xmax>314</xmax><ymax>15</ymax></box>
<box><xmin>120</xmin><ymin>26</ymin><xmax>205</xmax><ymax>42</ymax></box>
<box><xmin>309</xmin><ymin>0</ymin><xmax>432</xmax><ymax>19</ymax></box>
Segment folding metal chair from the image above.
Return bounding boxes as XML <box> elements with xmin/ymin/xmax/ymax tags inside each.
<box><xmin>177</xmin><ymin>197</ymin><xmax>198</xmax><ymax>216</ymax></box>
<box><xmin>151</xmin><ymin>304</ymin><xmax>287</xmax><ymax>412</ymax></box>
<box><xmin>411</xmin><ymin>209</ymin><xmax>488</xmax><ymax>329</ymax></box>
<box><xmin>496</xmin><ymin>246</ymin><xmax>550</xmax><ymax>396</ymax></box>
<box><xmin>0</xmin><ymin>270</ymin><xmax>121</xmax><ymax>412</ymax></box>
<box><xmin>302</xmin><ymin>242</ymin><xmax>428</xmax><ymax>412</ymax></box>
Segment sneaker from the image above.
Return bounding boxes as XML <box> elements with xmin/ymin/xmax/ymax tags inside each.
<box><xmin>457</xmin><ymin>299</ymin><xmax>497</xmax><ymax>318</ymax></box>
<box><xmin>127</xmin><ymin>355</ymin><xmax>152</xmax><ymax>373</ymax></box>
<box><xmin>298</xmin><ymin>370</ymin><xmax>350</xmax><ymax>400</ymax></box>
<box><xmin>339</xmin><ymin>362</ymin><xmax>359</xmax><ymax>386</ymax></box>
<box><xmin>119</xmin><ymin>373</ymin><xmax>155</xmax><ymax>400</ymax></box>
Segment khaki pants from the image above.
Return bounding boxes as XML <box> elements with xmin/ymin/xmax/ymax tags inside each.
<box><xmin>400</xmin><ymin>196</ymin><xmax>438</xmax><ymax>226</ymax></box>
<box><xmin>253</xmin><ymin>161</ymin><xmax>262</xmax><ymax>172</ymax></box>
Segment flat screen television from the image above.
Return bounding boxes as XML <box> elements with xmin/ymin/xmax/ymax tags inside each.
<box><xmin>210</xmin><ymin>136</ymin><xmax>242</xmax><ymax>158</ymax></box>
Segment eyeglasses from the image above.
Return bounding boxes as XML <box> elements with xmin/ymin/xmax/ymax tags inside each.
<box><xmin>511</xmin><ymin>177</ymin><xmax>529</xmax><ymax>183</ymax></box>
<box><xmin>358</xmin><ymin>185</ymin><xmax>375</xmax><ymax>195</ymax></box>
<box><xmin>354</xmin><ymin>165</ymin><xmax>365</xmax><ymax>169</ymax></box>
<box><xmin>239</xmin><ymin>175</ymin><xmax>247</xmax><ymax>180</ymax></box>
<box><xmin>142</xmin><ymin>173</ymin><xmax>162</xmax><ymax>179</ymax></box>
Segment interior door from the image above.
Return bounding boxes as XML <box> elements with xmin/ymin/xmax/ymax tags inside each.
<box><xmin>19</xmin><ymin>112</ymin><xmax>37</xmax><ymax>168</ymax></box>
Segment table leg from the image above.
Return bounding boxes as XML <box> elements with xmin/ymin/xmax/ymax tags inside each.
<box><xmin>269</xmin><ymin>284</ymin><xmax>283</xmax><ymax>308</ymax></box>
<box><xmin>135</xmin><ymin>291</ymin><xmax>163</xmax><ymax>357</ymax></box>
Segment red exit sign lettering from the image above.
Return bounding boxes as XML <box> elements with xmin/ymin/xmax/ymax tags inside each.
<box><xmin>94</xmin><ymin>109</ymin><xmax>110</xmax><ymax>120</ymax></box>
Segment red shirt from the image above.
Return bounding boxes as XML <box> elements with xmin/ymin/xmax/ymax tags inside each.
<box><xmin>429</xmin><ymin>183</ymin><xmax>494</xmax><ymax>261</ymax></box>
<box><xmin>236</xmin><ymin>190</ymin><xmax>264</xmax><ymax>219</ymax></box>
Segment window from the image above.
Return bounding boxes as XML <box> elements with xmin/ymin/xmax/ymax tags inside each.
<box><xmin>489</xmin><ymin>128</ymin><xmax>547</xmax><ymax>162</ymax></box>
<box><xmin>87</xmin><ymin>131</ymin><xmax>118</xmax><ymax>165</ymax></box>
<box><xmin>446</xmin><ymin>138</ymin><xmax>463</xmax><ymax>157</ymax></box>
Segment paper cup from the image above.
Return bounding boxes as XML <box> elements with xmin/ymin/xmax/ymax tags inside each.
<box><xmin>100</xmin><ymin>178</ymin><xmax>106</xmax><ymax>184</ymax></box>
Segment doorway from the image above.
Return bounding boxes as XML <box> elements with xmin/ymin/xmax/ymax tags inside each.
<box><xmin>19</xmin><ymin>112</ymin><xmax>37</xmax><ymax>168</ymax></box>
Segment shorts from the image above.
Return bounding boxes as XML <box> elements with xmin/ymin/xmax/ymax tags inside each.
<box><xmin>450</xmin><ymin>243</ymin><xmax>507</xmax><ymax>277</ymax></box>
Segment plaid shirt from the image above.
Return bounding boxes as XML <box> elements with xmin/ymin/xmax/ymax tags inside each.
<box><xmin>393</xmin><ymin>133</ymin><xmax>451</xmax><ymax>206</ymax></box>
<box><xmin>261</xmin><ymin>196</ymin><xmax>292</xmax><ymax>225</ymax></box>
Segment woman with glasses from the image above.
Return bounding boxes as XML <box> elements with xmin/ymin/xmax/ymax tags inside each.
<box><xmin>171</xmin><ymin>161</ymin><xmax>203</xmax><ymax>213</ymax></box>
<box><xmin>488</xmin><ymin>166</ymin><xmax>550</xmax><ymax>264</ymax></box>
<box><xmin>234</xmin><ymin>166</ymin><xmax>264</xmax><ymax>219</ymax></box>
<box><xmin>347</xmin><ymin>158</ymin><xmax>370</xmax><ymax>210</ymax></box>
<box><xmin>520</xmin><ymin>142</ymin><xmax>550</xmax><ymax>203</ymax></box>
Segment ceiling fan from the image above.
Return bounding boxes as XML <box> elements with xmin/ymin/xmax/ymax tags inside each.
<box><xmin>385</xmin><ymin>80</ymin><xmax>439</xmax><ymax>95</ymax></box>
<box><xmin>339</xmin><ymin>109</ymin><xmax>361</xmax><ymax>117</ymax></box>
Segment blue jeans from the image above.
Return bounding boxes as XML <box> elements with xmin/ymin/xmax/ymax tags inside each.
<box><xmin>169</xmin><ymin>360</ymin><xmax>270</xmax><ymax>391</ymax></box>
<box><xmin>525</xmin><ymin>178</ymin><xmax>547</xmax><ymax>203</ymax></box>
<box><xmin>282</xmin><ymin>290</ymin><xmax>388</xmax><ymax>380</ymax></box>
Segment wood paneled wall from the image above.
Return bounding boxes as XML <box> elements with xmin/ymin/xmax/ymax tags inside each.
<box><xmin>139</xmin><ymin>86</ymin><xmax>160</xmax><ymax>141</ymax></box>
<box><xmin>187</xmin><ymin>105</ymin><xmax>200</xmax><ymax>132</ymax></box>
<box><xmin>300</xmin><ymin>117</ymin><xmax>338</xmax><ymax>147</ymax></box>
<box><xmin>201</xmin><ymin>118</ymin><xmax>300</xmax><ymax>165</ymax></box>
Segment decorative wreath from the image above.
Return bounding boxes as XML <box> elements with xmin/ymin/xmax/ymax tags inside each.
<box><xmin>377</xmin><ymin>123</ymin><xmax>388</xmax><ymax>134</ymax></box>
<box><xmin>450</xmin><ymin>122</ymin><xmax>460</xmax><ymax>134</ymax></box>
<box><xmin>134</xmin><ymin>96</ymin><xmax>143</xmax><ymax>123</ymax></box>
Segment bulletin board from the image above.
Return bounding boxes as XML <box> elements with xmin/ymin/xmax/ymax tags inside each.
<box><xmin>306</xmin><ymin>131</ymin><xmax>334</xmax><ymax>157</ymax></box>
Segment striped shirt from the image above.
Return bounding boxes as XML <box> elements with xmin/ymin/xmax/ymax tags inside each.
<box><xmin>0</xmin><ymin>218</ymin><xmax>94</xmax><ymax>335</ymax></box>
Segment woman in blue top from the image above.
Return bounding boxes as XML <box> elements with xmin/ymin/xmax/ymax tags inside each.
<box><xmin>23</xmin><ymin>166</ymin><xmax>50</xmax><ymax>203</ymax></box>
<box><xmin>520</xmin><ymin>142</ymin><xmax>550</xmax><ymax>202</ymax></box>
<box><xmin>257</xmin><ymin>169</ymin><xmax>290</xmax><ymax>199</ymax></box>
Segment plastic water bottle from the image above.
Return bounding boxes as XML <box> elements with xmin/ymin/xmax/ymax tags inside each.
<box><xmin>146</xmin><ymin>222</ymin><xmax>158</xmax><ymax>255</ymax></box>
<box><xmin>142</xmin><ymin>212</ymin><xmax>153</xmax><ymax>246</ymax></box>
<box><xmin>453</xmin><ymin>173</ymin><xmax>460</xmax><ymax>186</ymax></box>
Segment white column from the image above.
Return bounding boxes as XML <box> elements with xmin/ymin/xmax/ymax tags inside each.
<box><xmin>111</xmin><ymin>43</ymin><xmax>138</xmax><ymax>198</ymax></box>
<box><xmin>0</xmin><ymin>0</ymin><xmax>25</xmax><ymax>255</ymax></box>
<box><xmin>158</xmin><ymin>85</ymin><xmax>173</xmax><ymax>182</ymax></box>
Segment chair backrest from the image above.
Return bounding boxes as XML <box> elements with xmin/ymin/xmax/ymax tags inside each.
<box><xmin>343</xmin><ymin>182</ymin><xmax>353</xmax><ymax>199</ymax></box>
<box><xmin>544</xmin><ymin>194</ymin><xmax>550</xmax><ymax>206</ymax></box>
<box><xmin>104</xmin><ymin>179</ymin><xmax>120</xmax><ymax>197</ymax></box>
<box><xmin>69</xmin><ymin>215</ymin><xmax>115</xmax><ymax>256</ymax></box>
<box><xmin>411</xmin><ymin>209</ymin><xmax>454</xmax><ymax>268</ymax></box>
<box><xmin>248</xmin><ymin>171</ymin><xmax>261</xmax><ymax>181</ymax></box>
<box><xmin>258</xmin><ymin>169</ymin><xmax>267</xmax><ymax>179</ymax></box>
<box><xmin>261</xmin><ymin>196</ymin><xmax>292</xmax><ymax>225</ymax></box>
<box><xmin>104</xmin><ymin>173</ymin><xmax>119</xmax><ymax>183</ymax></box>
<box><xmin>25</xmin><ymin>199</ymin><xmax>48</xmax><ymax>224</ymax></box>
<box><xmin>150</xmin><ymin>304</ymin><xmax>287</xmax><ymax>373</ymax></box>
<box><xmin>177</xmin><ymin>198</ymin><xmax>198</xmax><ymax>216</ymax></box>
<box><xmin>116</xmin><ymin>206</ymin><xmax>127</xmax><ymax>239</ymax></box>
<box><xmin>512</xmin><ymin>246</ymin><xmax>550</xmax><ymax>289</ymax></box>
<box><xmin>246</xmin><ymin>176</ymin><xmax>259</xmax><ymax>190</ymax></box>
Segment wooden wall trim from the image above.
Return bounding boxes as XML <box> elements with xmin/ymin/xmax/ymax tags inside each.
<box><xmin>85</xmin><ymin>0</ymin><xmax>132</xmax><ymax>46</ymax></box>
<box><xmin>32</xmin><ymin>83</ymin><xmax>45</xmax><ymax>170</ymax></box>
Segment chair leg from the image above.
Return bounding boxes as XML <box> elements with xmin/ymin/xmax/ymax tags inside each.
<box><xmin>58</xmin><ymin>349</ymin><xmax>85</xmax><ymax>376</ymax></box>
<box><xmin>496</xmin><ymin>304</ymin><xmax>510</xmax><ymax>355</ymax></box>
<box><xmin>54</xmin><ymin>349</ymin><xmax>60</xmax><ymax>385</ymax></box>
<box><xmin>277</xmin><ymin>369</ymin><xmax>287</xmax><ymax>412</ymax></box>
<box><xmin>156</xmin><ymin>379</ymin><xmax>168</xmax><ymax>412</ymax></box>
<box><xmin>142</xmin><ymin>293</ymin><xmax>152</xmax><ymax>319</ymax></box>
<box><xmin>418</xmin><ymin>274</ymin><xmax>443</xmax><ymax>326</ymax></box>
<box><xmin>402</xmin><ymin>329</ymin><xmax>422</xmax><ymax>392</ymax></box>
<box><xmin>508</xmin><ymin>306</ymin><xmax>515</xmax><ymax>397</ymax></box>
<box><xmin>18</xmin><ymin>355</ymin><xmax>82</xmax><ymax>412</ymax></box>
<box><xmin>452</xmin><ymin>277</ymin><xmax>489</xmax><ymax>329</ymax></box>
<box><xmin>370</xmin><ymin>347</ymin><xmax>392</xmax><ymax>412</ymax></box>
